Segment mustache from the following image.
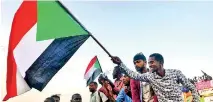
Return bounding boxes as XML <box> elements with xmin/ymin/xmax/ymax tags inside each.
<box><xmin>135</xmin><ymin>66</ymin><xmax>145</xmax><ymax>69</ymax></box>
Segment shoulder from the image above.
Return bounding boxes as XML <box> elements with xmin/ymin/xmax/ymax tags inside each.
<box><xmin>99</xmin><ymin>91</ymin><xmax>105</xmax><ymax>95</ymax></box>
<box><xmin>99</xmin><ymin>87</ymin><xmax>105</xmax><ymax>92</ymax></box>
<box><xmin>130</xmin><ymin>79</ymin><xmax>139</xmax><ymax>83</ymax></box>
<box><xmin>99</xmin><ymin>92</ymin><xmax>108</xmax><ymax>101</ymax></box>
<box><xmin>93</xmin><ymin>91</ymin><xmax>98</xmax><ymax>95</ymax></box>
<box><xmin>130</xmin><ymin>79</ymin><xmax>140</xmax><ymax>87</ymax></box>
<box><xmin>167</xmin><ymin>69</ymin><xmax>184</xmax><ymax>77</ymax></box>
<box><xmin>167</xmin><ymin>69</ymin><xmax>181</xmax><ymax>73</ymax></box>
<box><xmin>99</xmin><ymin>91</ymin><xmax>107</xmax><ymax>98</ymax></box>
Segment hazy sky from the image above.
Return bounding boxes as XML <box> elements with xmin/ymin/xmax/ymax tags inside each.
<box><xmin>1</xmin><ymin>1</ymin><xmax>213</xmax><ymax>102</ymax></box>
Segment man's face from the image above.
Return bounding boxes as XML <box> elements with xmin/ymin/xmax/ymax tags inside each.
<box><xmin>71</xmin><ymin>95</ymin><xmax>82</xmax><ymax>102</ymax></box>
<box><xmin>123</xmin><ymin>75</ymin><xmax>130</xmax><ymax>85</ymax></box>
<box><xmin>52</xmin><ymin>97</ymin><xmax>60</xmax><ymax>102</ymax></box>
<box><xmin>134</xmin><ymin>59</ymin><xmax>146</xmax><ymax>71</ymax></box>
<box><xmin>148</xmin><ymin>57</ymin><xmax>161</xmax><ymax>72</ymax></box>
<box><xmin>89</xmin><ymin>83</ymin><xmax>97</xmax><ymax>92</ymax></box>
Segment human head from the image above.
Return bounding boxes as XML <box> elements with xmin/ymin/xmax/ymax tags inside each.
<box><xmin>98</xmin><ymin>74</ymin><xmax>108</xmax><ymax>85</ymax></box>
<box><xmin>123</xmin><ymin>75</ymin><xmax>130</xmax><ymax>86</ymax></box>
<box><xmin>71</xmin><ymin>93</ymin><xmax>82</xmax><ymax>102</ymax></box>
<box><xmin>112</xmin><ymin>66</ymin><xmax>123</xmax><ymax>79</ymax></box>
<box><xmin>51</xmin><ymin>95</ymin><xmax>60</xmax><ymax>102</ymax></box>
<box><xmin>133</xmin><ymin>52</ymin><xmax>147</xmax><ymax>72</ymax></box>
<box><xmin>89</xmin><ymin>82</ymin><xmax>98</xmax><ymax>93</ymax></box>
<box><xmin>44</xmin><ymin>97</ymin><xmax>55</xmax><ymax>102</ymax></box>
<box><xmin>148</xmin><ymin>53</ymin><xmax>164</xmax><ymax>72</ymax></box>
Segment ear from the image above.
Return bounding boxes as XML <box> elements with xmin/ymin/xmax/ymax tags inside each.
<box><xmin>144</xmin><ymin>61</ymin><xmax>147</xmax><ymax>64</ymax></box>
<box><xmin>160</xmin><ymin>64</ymin><xmax>163</xmax><ymax>68</ymax></box>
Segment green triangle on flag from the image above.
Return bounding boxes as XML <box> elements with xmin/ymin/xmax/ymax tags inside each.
<box><xmin>94</xmin><ymin>59</ymin><xmax>101</xmax><ymax>70</ymax></box>
<box><xmin>84</xmin><ymin>56</ymin><xmax>103</xmax><ymax>86</ymax></box>
<box><xmin>37</xmin><ymin>1</ymin><xmax>89</xmax><ymax>41</ymax></box>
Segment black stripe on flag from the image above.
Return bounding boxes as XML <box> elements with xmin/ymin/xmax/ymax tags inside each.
<box><xmin>86</xmin><ymin>68</ymin><xmax>102</xmax><ymax>86</ymax></box>
<box><xmin>24</xmin><ymin>35</ymin><xmax>89</xmax><ymax>91</ymax></box>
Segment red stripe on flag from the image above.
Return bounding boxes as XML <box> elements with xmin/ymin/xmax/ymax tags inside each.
<box><xmin>3</xmin><ymin>1</ymin><xmax>37</xmax><ymax>101</ymax></box>
<box><xmin>84</xmin><ymin>56</ymin><xmax>97</xmax><ymax>75</ymax></box>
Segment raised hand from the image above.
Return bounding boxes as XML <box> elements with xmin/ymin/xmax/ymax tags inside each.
<box><xmin>111</xmin><ymin>56</ymin><xmax>122</xmax><ymax>65</ymax></box>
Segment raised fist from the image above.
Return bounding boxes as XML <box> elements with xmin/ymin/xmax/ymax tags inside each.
<box><xmin>111</xmin><ymin>56</ymin><xmax>122</xmax><ymax>65</ymax></box>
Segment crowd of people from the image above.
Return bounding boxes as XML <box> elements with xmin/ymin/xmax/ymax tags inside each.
<box><xmin>188</xmin><ymin>71</ymin><xmax>212</xmax><ymax>85</ymax></box>
<box><xmin>87</xmin><ymin>53</ymin><xmax>200</xmax><ymax>102</ymax></box>
<box><xmin>44</xmin><ymin>53</ymin><xmax>201</xmax><ymax>102</ymax></box>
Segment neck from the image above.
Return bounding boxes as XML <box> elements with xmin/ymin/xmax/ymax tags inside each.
<box><xmin>157</xmin><ymin>68</ymin><xmax>165</xmax><ymax>77</ymax></box>
<box><xmin>92</xmin><ymin>90</ymin><xmax>97</xmax><ymax>94</ymax></box>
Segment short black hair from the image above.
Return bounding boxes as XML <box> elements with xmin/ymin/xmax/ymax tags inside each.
<box><xmin>90</xmin><ymin>81</ymin><xmax>98</xmax><ymax>86</ymax></box>
<box><xmin>133</xmin><ymin>52</ymin><xmax>146</xmax><ymax>62</ymax></box>
<box><xmin>72</xmin><ymin>93</ymin><xmax>81</xmax><ymax>99</ymax></box>
<box><xmin>149</xmin><ymin>53</ymin><xmax>164</xmax><ymax>64</ymax></box>
<box><xmin>45</xmin><ymin>97</ymin><xmax>55</xmax><ymax>102</ymax></box>
<box><xmin>51</xmin><ymin>94</ymin><xmax>60</xmax><ymax>100</ymax></box>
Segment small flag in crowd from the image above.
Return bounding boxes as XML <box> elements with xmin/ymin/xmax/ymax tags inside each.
<box><xmin>84</xmin><ymin>56</ymin><xmax>103</xmax><ymax>86</ymax></box>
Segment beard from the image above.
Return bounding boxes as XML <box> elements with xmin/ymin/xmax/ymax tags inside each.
<box><xmin>89</xmin><ymin>88</ymin><xmax>95</xmax><ymax>93</ymax></box>
<box><xmin>135</xmin><ymin>66</ymin><xmax>145</xmax><ymax>73</ymax></box>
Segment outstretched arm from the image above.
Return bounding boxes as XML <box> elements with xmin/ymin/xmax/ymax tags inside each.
<box><xmin>111</xmin><ymin>56</ymin><xmax>150</xmax><ymax>82</ymax></box>
<box><xmin>176</xmin><ymin>70</ymin><xmax>199</xmax><ymax>102</ymax></box>
<box><xmin>119</xmin><ymin>63</ymin><xmax>150</xmax><ymax>82</ymax></box>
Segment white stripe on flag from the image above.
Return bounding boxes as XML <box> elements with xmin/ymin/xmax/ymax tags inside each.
<box><xmin>16</xmin><ymin>70</ymin><xmax>31</xmax><ymax>95</ymax></box>
<box><xmin>84</xmin><ymin>67</ymin><xmax>97</xmax><ymax>80</ymax></box>
<box><xmin>13</xmin><ymin>24</ymin><xmax>54</xmax><ymax>77</ymax></box>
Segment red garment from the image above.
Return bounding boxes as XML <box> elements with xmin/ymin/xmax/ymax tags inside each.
<box><xmin>99</xmin><ymin>83</ymin><xmax>119</xmax><ymax>100</ymax></box>
<box><xmin>130</xmin><ymin>79</ymin><xmax>158</xmax><ymax>102</ymax></box>
<box><xmin>130</xmin><ymin>79</ymin><xmax>141</xmax><ymax>102</ymax></box>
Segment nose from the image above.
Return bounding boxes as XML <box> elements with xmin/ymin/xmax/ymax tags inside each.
<box><xmin>135</xmin><ymin>63</ymin><xmax>140</xmax><ymax>67</ymax></box>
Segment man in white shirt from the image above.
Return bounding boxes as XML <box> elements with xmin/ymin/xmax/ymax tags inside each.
<box><xmin>89</xmin><ymin>82</ymin><xmax>108</xmax><ymax>102</ymax></box>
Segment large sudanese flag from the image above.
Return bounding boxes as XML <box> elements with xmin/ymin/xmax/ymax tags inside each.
<box><xmin>4</xmin><ymin>1</ymin><xmax>90</xmax><ymax>101</ymax></box>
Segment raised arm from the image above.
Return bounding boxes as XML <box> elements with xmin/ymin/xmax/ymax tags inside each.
<box><xmin>111</xmin><ymin>56</ymin><xmax>150</xmax><ymax>82</ymax></box>
<box><xmin>119</xmin><ymin>63</ymin><xmax>150</xmax><ymax>82</ymax></box>
<box><xmin>176</xmin><ymin>70</ymin><xmax>199</xmax><ymax>102</ymax></box>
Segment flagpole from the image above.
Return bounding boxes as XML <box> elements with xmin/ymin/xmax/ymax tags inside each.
<box><xmin>89</xmin><ymin>34</ymin><xmax>113</xmax><ymax>58</ymax></box>
<box><xmin>57</xmin><ymin>1</ymin><xmax>113</xmax><ymax>58</ymax></box>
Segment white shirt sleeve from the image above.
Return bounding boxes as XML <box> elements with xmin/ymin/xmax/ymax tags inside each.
<box><xmin>99</xmin><ymin>92</ymin><xmax>108</xmax><ymax>102</ymax></box>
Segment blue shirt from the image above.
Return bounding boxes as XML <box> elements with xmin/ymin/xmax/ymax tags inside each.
<box><xmin>116</xmin><ymin>88</ymin><xmax>132</xmax><ymax>102</ymax></box>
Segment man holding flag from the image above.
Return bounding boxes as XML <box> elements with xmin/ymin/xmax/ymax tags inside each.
<box><xmin>111</xmin><ymin>53</ymin><xmax>199</xmax><ymax>102</ymax></box>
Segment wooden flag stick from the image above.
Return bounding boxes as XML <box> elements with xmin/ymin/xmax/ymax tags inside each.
<box><xmin>58</xmin><ymin>1</ymin><xmax>113</xmax><ymax>58</ymax></box>
<box><xmin>89</xmin><ymin>34</ymin><xmax>113</xmax><ymax>58</ymax></box>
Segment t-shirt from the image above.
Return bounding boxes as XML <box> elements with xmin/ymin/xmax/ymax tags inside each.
<box><xmin>90</xmin><ymin>91</ymin><xmax>108</xmax><ymax>102</ymax></box>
